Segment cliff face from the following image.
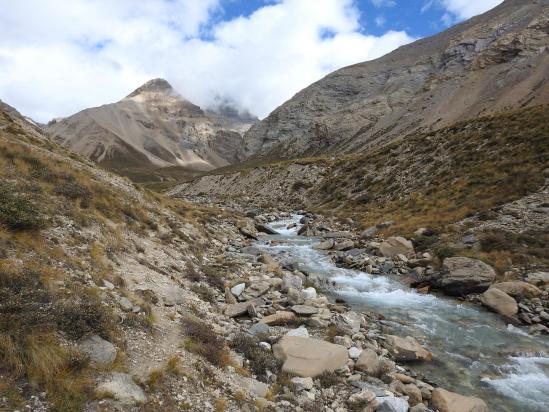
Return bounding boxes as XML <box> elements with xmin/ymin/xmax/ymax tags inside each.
<box><xmin>244</xmin><ymin>0</ymin><xmax>549</xmax><ymax>158</ymax></box>
<box><xmin>45</xmin><ymin>79</ymin><xmax>257</xmax><ymax>175</ymax></box>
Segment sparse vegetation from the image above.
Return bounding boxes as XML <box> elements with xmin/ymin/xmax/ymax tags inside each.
<box><xmin>0</xmin><ymin>262</ymin><xmax>113</xmax><ymax>410</ymax></box>
<box><xmin>0</xmin><ymin>105</ymin><xmax>224</xmax><ymax>409</ymax></box>
<box><xmin>182</xmin><ymin>316</ymin><xmax>230</xmax><ymax>367</ymax></box>
<box><xmin>191</xmin><ymin>283</ymin><xmax>217</xmax><ymax>303</ymax></box>
<box><xmin>316</xmin><ymin>105</ymin><xmax>549</xmax><ymax>238</ymax></box>
<box><xmin>0</xmin><ymin>182</ymin><xmax>45</xmax><ymax>230</ymax></box>
<box><xmin>231</xmin><ymin>333</ymin><xmax>281</xmax><ymax>378</ymax></box>
<box><xmin>318</xmin><ymin>371</ymin><xmax>342</xmax><ymax>388</ymax></box>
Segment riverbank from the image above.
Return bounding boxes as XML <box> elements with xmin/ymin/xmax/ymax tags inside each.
<box><xmin>256</xmin><ymin>213</ymin><xmax>549</xmax><ymax>411</ymax></box>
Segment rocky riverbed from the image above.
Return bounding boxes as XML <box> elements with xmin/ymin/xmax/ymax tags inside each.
<box><xmin>254</xmin><ymin>212</ymin><xmax>549</xmax><ymax>411</ymax></box>
<box><xmin>48</xmin><ymin>200</ymin><xmax>547</xmax><ymax>412</ymax></box>
<box><xmin>161</xmin><ymin>203</ymin><xmax>548</xmax><ymax>412</ymax></box>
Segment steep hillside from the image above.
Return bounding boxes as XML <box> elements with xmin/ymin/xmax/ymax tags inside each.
<box><xmin>0</xmin><ymin>101</ymin><xmax>260</xmax><ymax>411</ymax></box>
<box><xmin>244</xmin><ymin>0</ymin><xmax>549</xmax><ymax>158</ymax></box>
<box><xmin>45</xmin><ymin>79</ymin><xmax>257</xmax><ymax>179</ymax></box>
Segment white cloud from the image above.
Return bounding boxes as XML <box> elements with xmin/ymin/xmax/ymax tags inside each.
<box><xmin>0</xmin><ymin>0</ymin><xmax>414</xmax><ymax>122</ymax></box>
<box><xmin>439</xmin><ymin>0</ymin><xmax>503</xmax><ymax>21</ymax></box>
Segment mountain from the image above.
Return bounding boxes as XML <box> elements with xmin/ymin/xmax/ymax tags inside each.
<box><xmin>244</xmin><ymin>0</ymin><xmax>549</xmax><ymax>158</ymax></box>
<box><xmin>44</xmin><ymin>79</ymin><xmax>257</xmax><ymax>177</ymax></box>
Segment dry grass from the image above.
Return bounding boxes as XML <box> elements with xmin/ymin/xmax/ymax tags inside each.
<box><xmin>318</xmin><ymin>371</ymin><xmax>342</xmax><ymax>388</ymax></box>
<box><xmin>181</xmin><ymin>316</ymin><xmax>230</xmax><ymax>368</ymax></box>
<box><xmin>463</xmin><ymin>229</ymin><xmax>549</xmax><ymax>276</ymax></box>
<box><xmin>0</xmin><ymin>97</ymin><xmax>231</xmax><ymax>410</ymax></box>
<box><xmin>315</xmin><ymin>105</ymin><xmax>549</xmax><ymax>237</ymax></box>
<box><xmin>215</xmin><ymin>398</ymin><xmax>227</xmax><ymax>411</ymax></box>
<box><xmin>284</xmin><ymin>105</ymin><xmax>549</xmax><ymax>275</ymax></box>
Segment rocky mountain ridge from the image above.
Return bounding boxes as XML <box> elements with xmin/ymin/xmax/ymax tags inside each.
<box><xmin>45</xmin><ymin>79</ymin><xmax>257</xmax><ymax>178</ymax></box>
<box><xmin>244</xmin><ymin>0</ymin><xmax>549</xmax><ymax>159</ymax></box>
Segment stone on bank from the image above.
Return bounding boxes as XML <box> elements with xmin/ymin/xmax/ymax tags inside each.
<box><xmin>273</xmin><ymin>336</ymin><xmax>348</xmax><ymax>377</ymax></box>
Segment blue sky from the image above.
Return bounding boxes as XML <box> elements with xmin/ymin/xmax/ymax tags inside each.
<box><xmin>218</xmin><ymin>0</ymin><xmax>460</xmax><ymax>38</ymax></box>
<box><xmin>0</xmin><ymin>0</ymin><xmax>503</xmax><ymax>121</ymax></box>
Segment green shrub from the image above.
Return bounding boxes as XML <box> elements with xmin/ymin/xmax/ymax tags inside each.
<box><xmin>182</xmin><ymin>316</ymin><xmax>229</xmax><ymax>367</ymax></box>
<box><xmin>191</xmin><ymin>284</ymin><xmax>217</xmax><ymax>303</ymax></box>
<box><xmin>435</xmin><ymin>245</ymin><xmax>458</xmax><ymax>260</ymax></box>
<box><xmin>318</xmin><ymin>371</ymin><xmax>342</xmax><ymax>388</ymax></box>
<box><xmin>231</xmin><ymin>333</ymin><xmax>281</xmax><ymax>378</ymax></box>
<box><xmin>55</xmin><ymin>179</ymin><xmax>91</xmax><ymax>202</ymax></box>
<box><xmin>54</xmin><ymin>297</ymin><xmax>113</xmax><ymax>340</ymax></box>
<box><xmin>0</xmin><ymin>184</ymin><xmax>44</xmax><ymax>230</ymax></box>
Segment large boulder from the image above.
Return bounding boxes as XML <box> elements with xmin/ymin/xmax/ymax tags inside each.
<box><xmin>273</xmin><ymin>336</ymin><xmax>348</xmax><ymax>377</ymax></box>
<box><xmin>78</xmin><ymin>335</ymin><xmax>117</xmax><ymax>366</ymax></box>
<box><xmin>384</xmin><ymin>335</ymin><xmax>432</xmax><ymax>362</ymax></box>
<box><xmin>379</xmin><ymin>237</ymin><xmax>415</xmax><ymax>258</ymax></box>
<box><xmin>437</xmin><ymin>257</ymin><xmax>496</xmax><ymax>295</ymax></box>
<box><xmin>431</xmin><ymin>388</ymin><xmax>488</xmax><ymax>412</ymax></box>
<box><xmin>333</xmin><ymin>240</ymin><xmax>355</xmax><ymax>251</ymax></box>
<box><xmin>480</xmin><ymin>288</ymin><xmax>518</xmax><ymax>318</ymax></box>
<box><xmin>255</xmin><ymin>223</ymin><xmax>278</xmax><ymax>235</ymax></box>
<box><xmin>96</xmin><ymin>373</ymin><xmax>146</xmax><ymax>404</ymax></box>
<box><xmin>282</xmin><ymin>273</ymin><xmax>303</xmax><ymax>291</ymax></box>
<box><xmin>492</xmin><ymin>281</ymin><xmax>541</xmax><ymax>300</ymax></box>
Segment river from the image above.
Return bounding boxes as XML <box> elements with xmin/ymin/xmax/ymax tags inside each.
<box><xmin>256</xmin><ymin>215</ymin><xmax>549</xmax><ymax>412</ymax></box>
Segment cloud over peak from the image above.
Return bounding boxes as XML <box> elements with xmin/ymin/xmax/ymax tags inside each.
<box><xmin>0</xmin><ymin>0</ymin><xmax>502</xmax><ymax>122</ymax></box>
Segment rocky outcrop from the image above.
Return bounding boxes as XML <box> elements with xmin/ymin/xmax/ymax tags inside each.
<box><xmin>436</xmin><ymin>257</ymin><xmax>496</xmax><ymax>295</ymax></box>
<box><xmin>431</xmin><ymin>388</ymin><xmax>488</xmax><ymax>412</ymax></box>
<box><xmin>273</xmin><ymin>336</ymin><xmax>348</xmax><ymax>377</ymax></box>
<box><xmin>244</xmin><ymin>1</ymin><xmax>549</xmax><ymax>158</ymax></box>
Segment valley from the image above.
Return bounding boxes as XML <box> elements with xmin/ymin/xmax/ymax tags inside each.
<box><xmin>1</xmin><ymin>0</ymin><xmax>548</xmax><ymax>411</ymax></box>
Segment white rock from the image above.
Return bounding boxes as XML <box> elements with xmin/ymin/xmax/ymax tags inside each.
<box><xmin>119</xmin><ymin>297</ymin><xmax>133</xmax><ymax>312</ymax></box>
<box><xmin>348</xmin><ymin>347</ymin><xmax>362</xmax><ymax>359</ymax></box>
<box><xmin>231</xmin><ymin>283</ymin><xmax>246</xmax><ymax>297</ymax></box>
<box><xmin>103</xmin><ymin>280</ymin><xmax>115</xmax><ymax>290</ymax></box>
<box><xmin>291</xmin><ymin>376</ymin><xmax>314</xmax><ymax>391</ymax></box>
<box><xmin>302</xmin><ymin>287</ymin><xmax>317</xmax><ymax>300</ymax></box>
<box><xmin>78</xmin><ymin>335</ymin><xmax>117</xmax><ymax>366</ymax></box>
<box><xmin>96</xmin><ymin>373</ymin><xmax>146</xmax><ymax>404</ymax></box>
<box><xmin>286</xmin><ymin>326</ymin><xmax>309</xmax><ymax>338</ymax></box>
